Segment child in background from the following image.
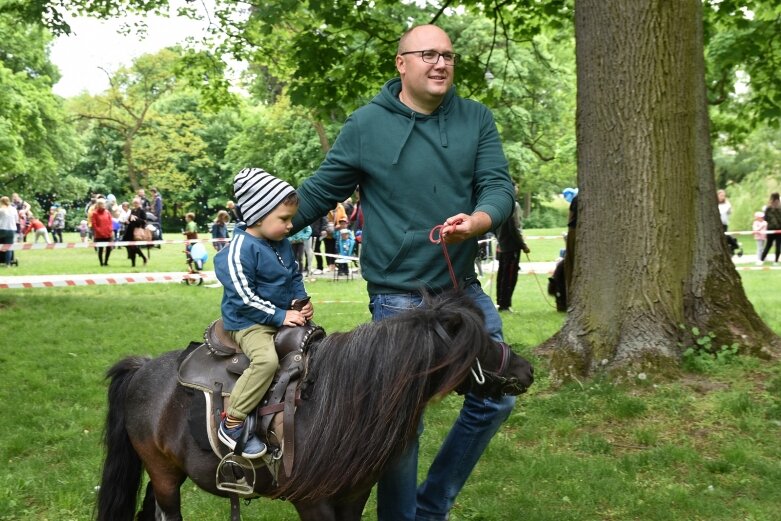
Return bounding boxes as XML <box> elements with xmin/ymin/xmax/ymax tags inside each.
<box><xmin>78</xmin><ymin>220</ymin><xmax>89</xmax><ymax>243</ymax></box>
<box><xmin>753</xmin><ymin>211</ymin><xmax>767</xmax><ymax>265</ymax></box>
<box><xmin>335</xmin><ymin>226</ymin><xmax>355</xmax><ymax>276</ymax></box>
<box><xmin>214</xmin><ymin>167</ymin><xmax>313</xmax><ymax>458</ymax></box>
<box><xmin>183</xmin><ymin>212</ymin><xmax>198</xmax><ymax>240</ymax></box>
<box><xmin>211</xmin><ymin>210</ymin><xmax>230</xmax><ymax>252</ymax></box>
<box><xmin>24</xmin><ymin>213</ymin><xmax>52</xmax><ymax>244</ymax></box>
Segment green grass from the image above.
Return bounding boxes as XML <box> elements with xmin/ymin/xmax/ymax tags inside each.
<box><xmin>1</xmin><ymin>232</ymin><xmax>780</xmax><ymax>520</ymax></box>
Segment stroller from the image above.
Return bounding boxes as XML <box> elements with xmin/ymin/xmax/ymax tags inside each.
<box><xmin>145</xmin><ymin>212</ymin><xmax>163</xmax><ymax>246</ymax></box>
<box><xmin>182</xmin><ymin>235</ymin><xmax>209</xmax><ymax>285</ymax></box>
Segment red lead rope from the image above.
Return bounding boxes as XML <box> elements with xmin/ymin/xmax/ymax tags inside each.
<box><xmin>429</xmin><ymin>220</ymin><xmax>463</xmax><ymax>289</ymax></box>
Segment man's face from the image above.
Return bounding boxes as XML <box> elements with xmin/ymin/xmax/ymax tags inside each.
<box><xmin>396</xmin><ymin>26</ymin><xmax>454</xmax><ymax>107</ymax></box>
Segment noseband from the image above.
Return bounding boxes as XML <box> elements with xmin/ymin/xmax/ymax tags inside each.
<box><xmin>433</xmin><ymin>322</ymin><xmax>528</xmax><ymax>398</ymax></box>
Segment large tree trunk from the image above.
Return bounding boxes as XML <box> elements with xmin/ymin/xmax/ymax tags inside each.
<box><xmin>551</xmin><ymin>0</ymin><xmax>779</xmax><ymax>380</ymax></box>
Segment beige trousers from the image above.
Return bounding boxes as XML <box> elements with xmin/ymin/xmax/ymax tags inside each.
<box><xmin>227</xmin><ymin>323</ymin><xmax>279</xmax><ymax>419</ymax></box>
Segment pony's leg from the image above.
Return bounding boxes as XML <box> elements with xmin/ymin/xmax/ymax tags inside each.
<box><xmin>293</xmin><ymin>501</ymin><xmax>336</xmax><ymax>521</ymax></box>
<box><xmin>144</xmin><ymin>466</ymin><xmax>186</xmax><ymax>521</ymax></box>
<box><xmin>333</xmin><ymin>490</ymin><xmax>371</xmax><ymax>521</ymax></box>
<box><xmin>136</xmin><ymin>483</ymin><xmax>157</xmax><ymax>521</ymax></box>
<box><xmin>294</xmin><ymin>490</ymin><xmax>371</xmax><ymax>521</ymax></box>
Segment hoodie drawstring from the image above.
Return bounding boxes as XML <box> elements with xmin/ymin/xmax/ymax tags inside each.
<box><xmin>438</xmin><ymin>111</ymin><xmax>448</xmax><ymax>147</ymax></box>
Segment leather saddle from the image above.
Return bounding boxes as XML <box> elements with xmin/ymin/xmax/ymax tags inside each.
<box><xmin>178</xmin><ymin>318</ymin><xmax>325</xmax><ymax>477</ymax></box>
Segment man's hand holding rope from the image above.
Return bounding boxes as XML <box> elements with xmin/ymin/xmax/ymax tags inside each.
<box><xmin>439</xmin><ymin>211</ymin><xmax>492</xmax><ymax>244</ymax></box>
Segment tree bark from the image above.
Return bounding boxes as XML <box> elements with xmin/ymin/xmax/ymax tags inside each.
<box><xmin>551</xmin><ymin>0</ymin><xmax>780</xmax><ymax>380</ymax></box>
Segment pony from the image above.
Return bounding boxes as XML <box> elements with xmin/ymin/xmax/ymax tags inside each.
<box><xmin>96</xmin><ymin>291</ymin><xmax>534</xmax><ymax>521</ymax></box>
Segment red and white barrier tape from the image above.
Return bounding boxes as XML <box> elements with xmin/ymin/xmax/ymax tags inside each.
<box><xmin>0</xmin><ymin>237</ymin><xmax>229</xmax><ymax>252</ymax></box>
<box><xmin>2</xmin><ymin>263</ymin><xmax>778</xmax><ymax>290</ymax></box>
<box><xmin>8</xmin><ymin>229</ymin><xmax>776</xmax><ymax>252</ymax></box>
<box><xmin>0</xmin><ymin>272</ymin><xmax>210</xmax><ymax>289</ymax></box>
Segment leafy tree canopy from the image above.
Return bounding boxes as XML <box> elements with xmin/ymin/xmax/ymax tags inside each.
<box><xmin>0</xmin><ymin>11</ymin><xmax>79</xmax><ymax>197</ymax></box>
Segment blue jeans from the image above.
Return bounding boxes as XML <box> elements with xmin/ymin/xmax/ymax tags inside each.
<box><xmin>369</xmin><ymin>284</ymin><xmax>517</xmax><ymax>521</ymax></box>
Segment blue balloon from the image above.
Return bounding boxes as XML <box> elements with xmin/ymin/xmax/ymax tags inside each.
<box><xmin>189</xmin><ymin>242</ymin><xmax>208</xmax><ymax>262</ymax></box>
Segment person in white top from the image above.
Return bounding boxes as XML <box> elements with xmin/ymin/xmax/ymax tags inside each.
<box><xmin>717</xmin><ymin>189</ymin><xmax>732</xmax><ymax>231</ymax></box>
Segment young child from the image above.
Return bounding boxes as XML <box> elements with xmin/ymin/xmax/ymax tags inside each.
<box><xmin>335</xmin><ymin>226</ymin><xmax>355</xmax><ymax>276</ymax></box>
<box><xmin>214</xmin><ymin>167</ymin><xmax>313</xmax><ymax>458</ymax></box>
<box><xmin>183</xmin><ymin>212</ymin><xmax>198</xmax><ymax>239</ymax></box>
<box><xmin>23</xmin><ymin>213</ymin><xmax>52</xmax><ymax>244</ymax></box>
<box><xmin>211</xmin><ymin>210</ymin><xmax>231</xmax><ymax>252</ymax></box>
<box><xmin>78</xmin><ymin>220</ymin><xmax>89</xmax><ymax>243</ymax></box>
<box><xmin>753</xmin><ymin>211</ymin><xmax>768</xmax><ymax>265</ymax></box>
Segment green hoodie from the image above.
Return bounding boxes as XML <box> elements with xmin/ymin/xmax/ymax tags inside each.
<box><xmin>294</xmin><ymin>77</ymin><xmax>513</xmax><ymax>295</ymax></box>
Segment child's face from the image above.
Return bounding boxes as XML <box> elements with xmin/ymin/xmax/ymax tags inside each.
<box><xmin>247</xmin><ymin>202</ymin><xmax>298</xmax><ymax>241</ymax></box>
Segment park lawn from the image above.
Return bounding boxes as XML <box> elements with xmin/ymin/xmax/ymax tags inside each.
<box><xmin>1</xmin><ymin>240</ymin><xmax>780</xmax><ymax>520</ymax></box>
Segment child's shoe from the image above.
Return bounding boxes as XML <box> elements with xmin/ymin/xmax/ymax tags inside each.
<box><xmin>218</xmin><ymin>419</ymin><xmax>266</xmax><ymax>459</ymax></box>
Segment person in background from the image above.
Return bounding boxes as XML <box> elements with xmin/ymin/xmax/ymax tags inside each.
<box><xmin>47</xmin><ymin>207</ymin><xmax>56</xmax><ymax>239</ymax></box>
<box><xmin>91</xmin><ymin>199</ymin><xmax>114</xmax><ymax>266</ymax></box>
<box><xmin>495</xmin><ymin>183</ymin><xmax>530</xmax><ymax>312</ymax></box>
<box><xmin>122</xmin><ymin>198</ymin><xmax>148</xmax><ymax>267</ymax></box>
<box><xmin>106</xmin><ymin>193</ymin><xmax>119</xmax><ymax>215</ymax></box>
<box><xmin>11</xmin><ymin>193</ymin><xmax>30</xmax><ymax>239</ymax></box>
<box><xmin>0</xmin><ymin>196</ymin><xmax>19</xmax><ymax>266</ymax></box>
<box><xmin>309</xmin><ymin>215</ymin><xmax>328</xmax><ymax>274</ymax></box>
<box><xmin>150</xmin><ymin>187</ymin><xmax>164</xmax><ymax>241</ymax></box>
<box><xmin>17</xmin><ymin>208</ymin><xmax>27</xmax><ymax>242</ymax></box>
<box><xmin>211</xmin><ymin>210</ymin><xmax>231</xmax><ymax>252</ymax></box>
<box><xmin>752</xmin><ymin>211</ymin><xmax>767</xmax><ymax>265</ymax></box>
<box><xmin>214</xmin><ymin>167</ymin><xmax>312</xmax><ymax>458</ymax></box>
<box><xmin>136</xmin><ymin>188</ymin><xmax>151</xmax><ymax>213</ymax></box>
<box><xmin>717</xmin><ymin>189</ymin><xmax>731</xmax><ymax>231</ymax></box>
<box><xmin>759</xmin><ymin>192</ymin><xmax>781</xmax><ymax>265</ymax></box>
<box><xmin>77</xmin><ymin>219</ymin><xmax>89</xmax><ymax>243</ymax></box>
<box><xmin>292</xmin><ymin>24</ymin><xmax>519</xmax><ymax>521</ymax></box>
<box><xmin>24</xmin><ymin>212</ymin><xmax>52</xmax><ymax>244</ymax></box>
<box><xmin>117</xmin><ymin>201</ymin><xmax>131</xmax><ymax>240</ymax></box>
<box><xmin>50</xmin><ymin>205</ymin><xmax>66</xmax><ymax>243</ymax></box>
<box><xmin>349</xmin><ymin>187</ymin><xmax>364</xmax><ymax>265</ymax></box>
<box><xmin>335</xmin><ymin>226</ymin><xmax>355</xmax><ymax>276</ymax></box>
<box><xmin>85</xmin><ymin>194</ymin><xmax>100</xmax><ymax>241</ymax></box>
<box><xmin>323</xmin><ymin>202</ymin><xmax>346</xmax><ymax>271</ymax></box>
<box><xmin>562</xmin><ymin>187</ymin><xmax>578</xmax><ymax>309</ymax></box>
<box><xmin>289</xmin><ymin>224</ymin><xmax>312</xmax><ymax>275</ymax></box>
<box><xmin>226</xmin><ymin>200</ymin><xmax>240</xmax><ymax>225</ymax></box>
<box><xmin>183</xmin><ymin>212</ymin><xmax>198</xmax><ymax>240</ymax></box>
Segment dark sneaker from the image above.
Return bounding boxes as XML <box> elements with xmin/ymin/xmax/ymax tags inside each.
<box><xmin>218</xmin><ymin>419</ymin><xmax>267</xmax><ymax>459</ymax></box>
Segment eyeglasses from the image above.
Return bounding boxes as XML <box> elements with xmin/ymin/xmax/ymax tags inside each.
<box><xmin>399</xmin><ymin>49</ymin><xmax>459</xmax><ymax>66</ymax></box>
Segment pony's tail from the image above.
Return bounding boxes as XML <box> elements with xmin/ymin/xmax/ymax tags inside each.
<box><xmin>96</xmin><ymin>356</ymin><xmax>149</xmax><ymax>521</ymax></box>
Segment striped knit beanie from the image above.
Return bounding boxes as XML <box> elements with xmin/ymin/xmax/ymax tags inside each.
<box><xmin>234</xmin><ymin>167</ymin><xmax>296</xmax><ymax>226</ymax></box>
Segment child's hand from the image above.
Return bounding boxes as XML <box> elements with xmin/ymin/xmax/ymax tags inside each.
<box><xmin>283</xmin><ymin>310</ymin><xmax>306</xmax><ymax>327</ymax></box>
<box><xmin>299</xmin><ymin>300</ymin><xmax>314</xmax><ymax>320</ymax></box>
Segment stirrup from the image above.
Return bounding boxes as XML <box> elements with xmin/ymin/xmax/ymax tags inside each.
<box><xmin>216</xmin><ymin>453</ymin><xmax>256</xmax><ymax>496</ymax></box>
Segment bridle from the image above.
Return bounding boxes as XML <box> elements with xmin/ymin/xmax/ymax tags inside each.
<box><xmin>433</xmin><ymin>322</ymin><xmax>528</xmax><ymax>399</ymax></box>
<box><xmin>428</xmin><ymin>220</ymin><xmax>530</xmax><ymax>398</ymax></box>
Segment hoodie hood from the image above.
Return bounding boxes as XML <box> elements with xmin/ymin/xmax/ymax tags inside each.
<box><xmin>372</xmin><ymin>78</ymin><xmax>456</xmax><ymax>164</ymax></box>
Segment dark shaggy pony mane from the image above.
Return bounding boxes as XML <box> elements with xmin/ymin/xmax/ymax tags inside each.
<box><xmin>276</xmin><ymin>291</ymin><xmax>491</xmax><ymax>502</ymax></box>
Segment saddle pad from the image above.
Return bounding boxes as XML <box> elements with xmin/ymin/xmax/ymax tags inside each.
<box><xmin>178</xmin><ymin>343</ymin><xmax>249</xmax><ymax>395</ymax></box>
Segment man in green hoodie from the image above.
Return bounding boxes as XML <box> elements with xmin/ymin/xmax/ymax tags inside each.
<box><xmin>293</xmin><ymin>24</ymin><xmax>517</xmax><ymax>521</ymax></box>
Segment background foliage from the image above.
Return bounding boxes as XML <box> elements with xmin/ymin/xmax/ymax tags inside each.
<box><xmin>1</xmin><ymin>1</ymin><xmax>779</xmax><ymax>228</ymax></box>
